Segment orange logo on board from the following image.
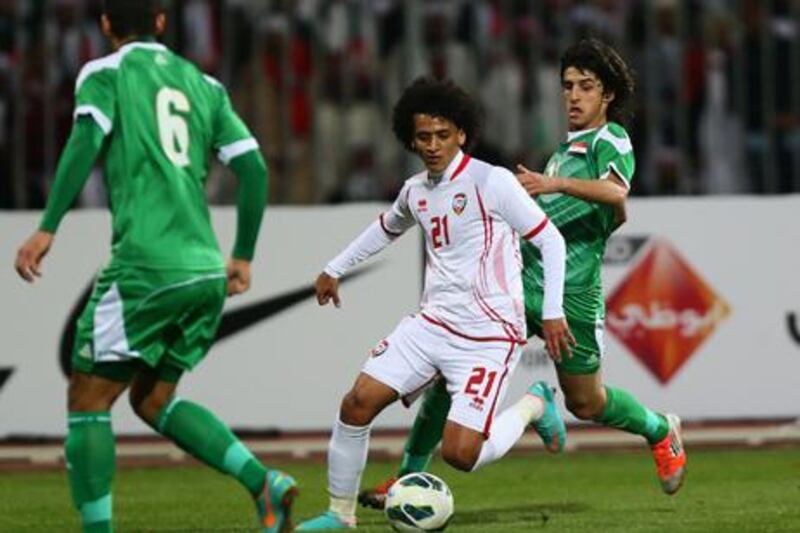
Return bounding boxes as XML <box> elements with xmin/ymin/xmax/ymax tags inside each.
<box><xmin>606</xmin><ymin>239</ymin><xmax>730</xmax><ymax>384</ymax></box>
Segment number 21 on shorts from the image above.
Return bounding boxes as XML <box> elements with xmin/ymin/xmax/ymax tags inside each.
<box><xmin>464</xmin><ymin>366</ymin><xmax>498</xmax><ymax>398</ymax></box>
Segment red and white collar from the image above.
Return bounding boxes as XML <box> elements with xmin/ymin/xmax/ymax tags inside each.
<box><xmin>429</xmin><ymin>150</ymin><xmax>471</xmax><ymax>183</ymax></box>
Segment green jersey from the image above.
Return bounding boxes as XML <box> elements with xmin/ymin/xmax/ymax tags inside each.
<box><xmin>72</xmin><ymin>40</ymin><xmax>258</xmax><ymax>271</ymax></box>
<box><xmin>522</xmin><ymin>122</ymin><xmax>634</xmax><ymax>293</ymax></box>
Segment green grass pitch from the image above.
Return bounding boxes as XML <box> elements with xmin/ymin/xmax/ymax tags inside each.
<box><xmin>1</xmin><ymin>448</ymin><xmax>798</xmax><ymax>531</ymax></box>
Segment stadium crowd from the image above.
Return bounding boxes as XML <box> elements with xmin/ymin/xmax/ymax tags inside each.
<box><xmin>1</xmin><ymin>0</ymin><xmax>798</xmax><ymax>208</ymax></box>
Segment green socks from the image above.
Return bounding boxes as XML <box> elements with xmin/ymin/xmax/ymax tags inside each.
<box><xmin>598</xmin><ymin>386</ymin><xmax>669</xmax><ymax>444</ymax></box>
<box><xmin>155</xmin><ymin>397</ymin><xmax>267</xmax><ymax>497</ymax></box>
<box><xmin>65</xmin><ymin>401</ymin><xmax>270</xmax><ymax>531</ymax></box>
<box><xmin>65</xmin><ymin>411</ymin><xmax>115</xmax><ymax>533</ymax></box>
<box><xmin>399</xmin><ymin>379</ymin><xmax>451</xmax><ymax>476</ymax></box>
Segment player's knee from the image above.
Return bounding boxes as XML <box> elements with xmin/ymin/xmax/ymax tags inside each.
<box><xmin>565</xmin><ymin>395</ymin><xmax>603</xmax><ymax>421</ymax></box>
<box><xmin>129</xmin><ymin>389</ymin><xmax>171</xmax><ymax>427</ymax></box>
<box><xmin>67</xmin><ymin>373</ymin><xmax>123</xmax><ymax>412</ymax></box>
<box><xmin>339</xmin><ymin>389</ymin><xmax>379</xmax><ymax>426</ymax></box>
<box><xmin>441</xmin><ymin>441</ymin><xmax>480</xmax><ymax>472</ymax></box>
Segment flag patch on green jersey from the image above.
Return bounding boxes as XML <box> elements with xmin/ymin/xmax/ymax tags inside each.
<box><xmin>567</xmin><ymin>142</ymin><xmax>588</xmax><ymax>155</ymax></box>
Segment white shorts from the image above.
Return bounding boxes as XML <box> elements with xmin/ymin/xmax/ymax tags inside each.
<box><xmin>362</xmin><ymin>314</ymin><xmax>522</xmax><ymax>437</ymax></box>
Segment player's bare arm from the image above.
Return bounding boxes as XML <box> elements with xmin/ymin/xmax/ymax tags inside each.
<box><xmin>226</xmin><ymin>258</ymin><xmax>251</xmax><ymax>296</ymax></box>
<box><xmin>316</xmin><ymin>271</ymin><xmax>341</xmax><ymax>307</ymax></box>
<box><xmin>14</xmin><ymin>230</ymin><xmax>54</xmax><ymax>283</ymax></box>
<box><xmin>542</xmin><ymin>317</ymin><xmax>577</xmax><ymax>363</ymax></box>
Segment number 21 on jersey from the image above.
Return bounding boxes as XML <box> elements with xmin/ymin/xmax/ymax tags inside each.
<box><xmin>431</xmin><ymin>215</ymin><xmax>451</xmax><ymax>249</ymax></box>
<box><xmin>156</xmin><ymin>87</ymin><xmax>191</xmax><ymax>167</ymax></box>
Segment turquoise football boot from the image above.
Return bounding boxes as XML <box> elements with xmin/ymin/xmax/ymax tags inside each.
<box><xmin>255</xmin><ymin>470</ymin><xmax>298</xmax><ymax>533</ymax></box>
<box><xmin>528</xmin><ymin>381</ymin><xmax>566</xmax><ymax>453</ymax></box>
<box><xmin>296</xmin><ymin>510</ymin><xmax>356</xmax><ymax>530</ymax></box>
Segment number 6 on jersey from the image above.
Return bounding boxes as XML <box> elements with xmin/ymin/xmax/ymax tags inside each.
<box><xmin>156</xmin><ymin>87</ymin><xmax>191</xmax><ymax>167</ymax></box>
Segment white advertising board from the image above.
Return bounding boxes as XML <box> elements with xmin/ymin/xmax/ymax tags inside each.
<box><xmin>1</xmin><ymin>205</ymin><xmax>422</xmax><ymax>436</ymax></box>
<box><xmin>2</xmin><ymin>197</ymin><xmax>799</xmax><ymax>436</ymax></box>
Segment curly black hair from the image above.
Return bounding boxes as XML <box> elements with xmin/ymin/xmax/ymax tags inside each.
<box><xmin>391</xmin><ymin>76</ymin><xmax>483</xmax><ymax>152</ymax></box>
<box><xmin>104</xmin><ymin>0</ymin><xmax>164</xmax><ymax>39</ymax></box>
<box><xmin>560</xmin><ymin>39</ymin><xmax>636</xmax><ymax>127</ymax></box>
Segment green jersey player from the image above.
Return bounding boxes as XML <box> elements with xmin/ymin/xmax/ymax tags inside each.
<box><xmin>359</xmin><ymin>39</ymin><xmax>686</xmax><ymax>508</ymax></box>
<box><xmin>13</xmin><ymin>2</ymin><xmax>296</xmax><ymax>532</ymax></box>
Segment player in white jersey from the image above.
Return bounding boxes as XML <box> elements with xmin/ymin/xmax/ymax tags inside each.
<box><xmin>297</xmin><ymin>77</ymin><xmax>574</xmax><ymax>530</ymax></box>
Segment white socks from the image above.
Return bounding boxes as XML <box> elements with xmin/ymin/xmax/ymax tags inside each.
<box><xmin>328</xmin><ymin>418</ymin><xmax>371</xmax><ymax>522</ymax></box>
<box><xmin>471</xmin><ymin>394</ymin><xmax>544</xmax><ymax>471</ymax></box>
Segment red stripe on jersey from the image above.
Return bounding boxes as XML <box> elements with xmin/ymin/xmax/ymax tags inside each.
<box><xmin>474</xmin><ymin>186</ymin><xmax>521</xmax><ymax>339</ymax></box>
<box><xmin>473</xmin><ymin>288</ymin><xmax>520</xmax><ymax>340</ymax></box>
<box><xmin>523</xmin><ymin>218</ymin><xmax>550</xmax><ymax>240</ymax></box>
<box><xmin>483</xmin><ymin>343</ymin><xmax>517</xmax><ymax>438</ymax></box>
<box><xmin>379</xmin><ymin>213</ymin><xmax>402</xmax><ymax>237</ymax></box>
<box><xmin>493</xmin><ymin>233</ymin><xmax>509</xmax><ymax>293</ymax></box>
<box><xmin>475</xmin><ymin>186</ymin><xmax>489</xmax><ymax>258</ymax></box>
<box><xmin>450</xmin><ymin>154</ymin><xmax>471</xmax><ymax>181</ymax></box>
<box><xmin>487</xmin><ymin>217</ymin><xmax>495</xmax><ymax>292</ymax></box>
<box><xmin>475</xmin><ymin>187</ymin><xmax>492</xmax><ymax>292</ymax></box>
<box><xmin>420</xmin><ymin>313</ymin><xmax>526</xmax><ymax>344</ymax></box>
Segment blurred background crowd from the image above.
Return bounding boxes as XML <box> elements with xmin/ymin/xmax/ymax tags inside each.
<box><xmin>1</xmin><ymin>0</ymin><xmax>799</xmax><ymax>209</ymax></box>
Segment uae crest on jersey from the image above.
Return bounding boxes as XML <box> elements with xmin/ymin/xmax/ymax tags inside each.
<box><xmin>452</xmin><ymin>193</ymin><xmax>468</xmax><ymax>215</ymax></box>
<box><xmin>369</xmin><ymin>339</ymin><xmax>389</xmax><ymax>358</ymax></box>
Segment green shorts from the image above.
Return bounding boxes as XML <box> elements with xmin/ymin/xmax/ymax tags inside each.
<box><xmin>71</xmin><ymin>265</ymin><xmax>227</xmax><ymax>382</ymax></box>
<box><xmin>524</xmin><ymin>284</ymin><xmax>605</xmax><ymax>375</ymax></box>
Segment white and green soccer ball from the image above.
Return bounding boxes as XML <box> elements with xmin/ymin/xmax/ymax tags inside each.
<box><xmin>384</xmin><ymin>472</ymin><xmax>454</xmax><ymax>531</ymax></box>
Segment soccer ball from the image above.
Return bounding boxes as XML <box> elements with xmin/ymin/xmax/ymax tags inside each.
<box><xmin>384</xmin><ymin>472</ymin><xmax>454</xmax><ymax>531</ymax></box>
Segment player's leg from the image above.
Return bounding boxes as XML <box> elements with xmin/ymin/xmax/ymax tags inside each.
<box><xmin>357</xmin><ymin>378</ymin><xmax>451</xmax><ymax>510</ymax></box>
<box><xmin>438</xmin><ymin>338</ymin><xmax>554</xmax><ymax>471</ymax></box>
<box><xmin>442</xmin><ymin>390</ymin><xmax>551</xmax><ymax>472</ymax></box>
<box><xmin>359</xmin><ymin>356</ymin><xmax>564</xmax><ymax>508</ymax></box>
<box><xmin>66</xmin><ymin>370</ymin><xmax>131</xmax><ymax>533</ymax></box>
<box><xmin>556</xmin><ymin>289</ymin><xmax>685</xmax><ymax>493</ymax></box>
<box><xmin>400</xmin><ymin>378</ymin><xmax>451</xmax><ymax>475</ymax></box>
<box><xmin>129</xmin><ymin>366</ymin><xmax>297</xmax><ymax>532</ymax></box>
<box><xmin>297</xmin><ymin>373</ymin><xmax>398</xmax><ymax>530</ymax></box>
<box><xmin>298</xmin><ymin>316</ymin><xmax>438</xmax><ymax>530</ymax></box>
<box><xmin>129</xmin><ymin>367</ymin><xmax>275</xmax><ymax>499</ymax></box>
<box><xmin>523</xmin><ymin>285</ymin><xmax>568</xmax><ymax>452</ymax></box>
<box><xmin>557</xmin><ymin>371</ymin><xmax>666</xmax><ymax>441</ymax></box>
<box><xmin>557</xmin><ymin>370</ymin><xmax>685</xmax><ymax>493</ymax></box>
<box><xmin>132</xmin><ymin>273</ymin><xmax>298</xmax><ymax>532</ymax></box>
<box><xmin>440</xmin><ymin>389</ymin><xmax>548</xmax><ymax>473</ymax></box>
<box><xmin>66</xmin><ymin>266</ymin><xmax>146</xmax><ymax>533</ymax></box>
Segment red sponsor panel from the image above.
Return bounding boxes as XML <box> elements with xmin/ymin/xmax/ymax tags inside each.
<box><xmin>606</xmin><ymin>239</ymin><xmax>730</xmax><ymax>384</ymax></box>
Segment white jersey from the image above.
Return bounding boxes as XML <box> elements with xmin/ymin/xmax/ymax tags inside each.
<box><xmin>326</xmin><ymin>151</ymin><xmax>562</xmax><ymax>343</ymax></box>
